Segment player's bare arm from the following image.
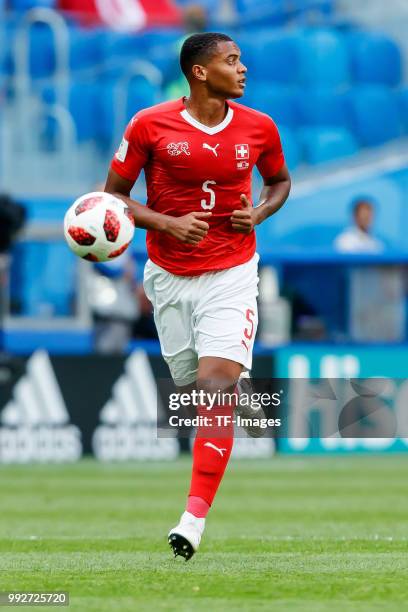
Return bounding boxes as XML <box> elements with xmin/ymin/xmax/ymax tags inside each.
<box><xmin>230</xmin><ymin>163</ymin><xmax>291</xmax><ymax>233</ymax></box>
<box><xmin>105</xmin><ymin>168</ymin><xmax>212</xmax><ymax>246</ymax></box>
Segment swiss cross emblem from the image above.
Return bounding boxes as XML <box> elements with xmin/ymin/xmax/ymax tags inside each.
<box><xmin>235</xmin><ymin>144</ymin><xmax>249</xmax><ymax>160</ymax></box>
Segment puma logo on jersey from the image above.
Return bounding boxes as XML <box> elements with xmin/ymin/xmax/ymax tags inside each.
<box><xmin>204</xmin><ymin>441</ymin><xmax>227</xmax><ymax>457</ymax></box>
<box><xmin>167</xmin><ymin>142</ymin><xmax>190</xmax><ymax>156</ymax></box>
<box><xmin>203</xmin><ymin>143</ymin><xmax>220</xmax><ymax>157</ymax></box>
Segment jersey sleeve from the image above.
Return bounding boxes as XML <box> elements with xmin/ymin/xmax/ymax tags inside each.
<box><xmin>256</xmin><ymin>115</ymin><xmax>285</xmax><ymax>178</ymax></box>
<box><xmin>110</xmin><ymin>114</ymin><xmax>150</xmax><ymax>182</ymax></box>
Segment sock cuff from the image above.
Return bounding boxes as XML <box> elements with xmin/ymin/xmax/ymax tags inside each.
<box><xmin>186</xmin><ymin>495</ymin><xmax>211</xmax><ymax>518</ymax></box>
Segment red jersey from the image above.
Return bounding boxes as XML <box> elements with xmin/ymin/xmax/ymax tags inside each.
<box><xmin>111</xmin><ymin>98</ymin><xmax>284</xmax><ymax>276</ymax></box>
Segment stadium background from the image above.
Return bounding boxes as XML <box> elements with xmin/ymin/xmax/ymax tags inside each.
<box><xmin>1</xmin><ymin>0</ymin><xmax>408</xmax><ymax>459</ymax></box>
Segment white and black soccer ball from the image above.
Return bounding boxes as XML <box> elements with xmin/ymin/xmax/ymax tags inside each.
<box><xmin>64</xmin><ymin>192</ymin><xmax>135</xmax><ymax>262</ymax></box>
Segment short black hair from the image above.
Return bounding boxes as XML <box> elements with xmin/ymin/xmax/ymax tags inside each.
<box><xmin>351</xmin><ymin>197</ymin><xmax>375</xmax><ymax>215</ymax></box>
<box><xmin>180</xmin><ymin>32</ymin><xmax>234</xmax><ymax>79</ymax></box>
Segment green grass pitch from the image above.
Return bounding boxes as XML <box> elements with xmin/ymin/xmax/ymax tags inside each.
<box><xmin>0</xmin><ymin>455</ymin><xmax>407</xmax><ymax>611</ymax></box>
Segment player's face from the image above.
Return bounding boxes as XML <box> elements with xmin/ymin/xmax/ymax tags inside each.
<box><xmin>204</xmin><ymin>41</ymin><xmax>247</xmax><ymax>98</ymax></box>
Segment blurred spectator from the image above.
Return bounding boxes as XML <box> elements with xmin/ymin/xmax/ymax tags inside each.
<box><xmin>334</xmin><ymin>198</ymin><xmax>385</xmax><ymax>253</ymax></box>
<box><xmin>334</xmin><ymin>198</ymin><xmax>398</xmax><ymax>342</ymax></box>
<box><xmin>88</xmin><ymin>252</ymin><xmax>139</xmax><ymax>353</ymax></box>
<box><xmin>89</xmin><ymin>251</ymin><xmax>157</xmax><ymax>352</ymax></box>
<box><xmin>182</xmin><ymin>3</ymin><xmax>208</xmax><ymax>32</ymax></box>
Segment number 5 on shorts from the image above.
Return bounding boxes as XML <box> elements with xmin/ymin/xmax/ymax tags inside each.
<box><xmin>242</xmin><ymin>308</ymin><xmax>256</xmax><ymax>351</ymax></box>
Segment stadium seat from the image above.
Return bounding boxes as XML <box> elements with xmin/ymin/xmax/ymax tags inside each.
<box><xmin>398</xmin><ymin>88</ymin><xmax>408</xmax><ymax>133</ymax></box>
<box><xmin>235</xmin><ymin>0</ymin><xmax>287</xmax><ymax>26</ymax></box>
<box><xmin>95</xmin><ymin>79</ymin><xmax>118</xmax><ymax>144</ymax></box>
<box><xmin>102</xmin><ymin>29</ymin><xmax>181</xmax><ymax>77</ymax></box>
<box><xmin>42</xmin><ymin>242</ymin><xmax>76</xmax><ymax>315</ymax></box>
<box><xmin>96</xmin><ymin>76</ymin><xmax>160</xmax><ymax>145</ymax></box>
<box><xmin>243</xmin><ymin>85</ymin><xmax>299</xmax><ymax>127</ymax></box>
<box><xmin>0</xmin><ymin>24</ymin><xmax>6</xmax><ymax>77</ymax></box>
<box><xmin>68</xmin><ymin>80</ymin><xmax>99</xmax><ymax>142</ymax></box>
<box><xmin>10</xmin><ymin>0</ymin><xmax>56</xmax><ymax>9</ymax></box>
<box><xmin>1</xmin><ymin>18</ymin><xmax>18</xmax><ymax>77</ymax></box>
<box><xmin>237</xmin><ymin>0</ymin><xmax>335</xmax><ymax>27</ymax></box>
<box><xmin>346</xmin><ymin>86</ymin><xmax>403</xmax><ymax>146</ymax></box>
<box><xmin>278</xmin><ymin>126</ymin><xmax>302</xmax><ymax>170</ymax></box>
<box><xmin>237</xmin><ymin>31</ymin><xmax>299</xmax><ymax>84</ymax></box>
<box><xmin>16</xmin><ymin>22</ymin><xmax>103</xmax><ymax>80</ymax></box>
<box><xmin>126</xmin><ymin>77</ymin><xmax>160</xmax><ymax>123</ymax></box>
<box><xmin>27</xmin><ymin>23</ymin><xmax>56</xmax><ymax>79</ymax></box>
<box><xmin>69</xmin><ymin>27</ymin><xmax>106</xmax><ymax>71</ymax></box>
<box><xmin>102</xmin><ymin>32</ymin><xmax>151</xmax><ymax>73</ymax></box>
<box><xmin>299</xmin><ymin>126</ymin><xmax>358</xmax><ymax>164</ymax></box>
<box><xmin>13</xmin><ymin>242</ymin><xmax>74</xmax><ymax>317</ymax></box>
<box><xmin>147</xmin><ymin>44</ymin><xmax>179</xmax><ymax>82</ymax></box>
<box><xmin>291</xmin><ymin>0</ymin><xmax>335</xmax><ymax>20</ymax></box>
<box><xmin>296</xmin><ymin>29</ymin><xmax>350</xmax><ymax>87</ymax></box>
<box><xmin>296</xmin><ymin>87</ymin><xmax>350</xmax><ymax>129</ymax></box>
<box><xmin>141</xmin><ymin>28</ymin><xmax>184</xmax><ymax>49</ymax></box>
<box><xmin>42</xmin><ymin>80</ymin><xmax>98</xmax><ymax>142</ymax></box>
<box><xmin>10</xmin><ymin>243</ymin><xmax>40</xmax><ymax>316</ymax></box>
<box><xmin>349</xmin><ymin>32</ymin><xmax>402</xmax><ymax>87</ymax></box>
<box><xmin>174</xmin><ymin>0</ymin><xmax>219</xmax><ymax>9</ymax></box>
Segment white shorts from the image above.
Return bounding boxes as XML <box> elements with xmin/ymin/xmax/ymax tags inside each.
<box><xmin>143</xmin><ymin>253</ymin><xmax>259</xmax><ymax>386</ymax></box>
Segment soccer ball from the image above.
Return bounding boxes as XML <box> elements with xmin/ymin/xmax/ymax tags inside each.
<box><xmin>64</xmin><ymin>192</ymin><xmax>135</xmax><ymax>262</ymax></box>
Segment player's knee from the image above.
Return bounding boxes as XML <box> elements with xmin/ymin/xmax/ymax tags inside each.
<box><xmin>196</xmin><ymin>377</ymin><xmax>221</xmax><ymax>397</ymax></box>
<box><xmin>197</xmin><ymin>373</ymin><xmax>239</xmax><ymax>398</ymax></box>
<box><xmin>197</xmin><ymin>358</ymin><xmax>242</xmax><ymax>395</ymax></box>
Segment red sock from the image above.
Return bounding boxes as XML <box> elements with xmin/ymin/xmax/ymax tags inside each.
<box><xmin>186</xmin><ymin>495</ymin><xmax>210</xmax><ymax>518</ymax></box>
<box><xmin>187</xmin><ymin>404</ymin><xmax>234</xmax><ymax>515</ymax></box>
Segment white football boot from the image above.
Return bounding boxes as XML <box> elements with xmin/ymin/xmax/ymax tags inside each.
<box><xmin>234</xmin><ymin>371</ymin><xmax>266</xmax><ymax>438</ymax></box>
<box><xmin>168</xmin><ymin>511</ymin><xmax>205</xmax><ymax>561</ymax></box>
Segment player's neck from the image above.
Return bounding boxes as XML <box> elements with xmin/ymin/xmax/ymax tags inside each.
<box><xmin>183</xmin><ymin>94</ymin><xmax>228</xmax><ymax>128</ymax></box>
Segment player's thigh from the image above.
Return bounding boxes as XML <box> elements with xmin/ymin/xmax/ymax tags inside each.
<box><xmin>194</xmin><ymin>255</ymin><xmax>259</xmax><ymax>372</ymax></box>
<box><xmin>143</xmin><ymin>259</ymin><xmax>192</xmax><ymax>355</ymax></box>
<box><xmin>143</xmin><ymin>260</ymin><xmax>198</xmax><ymax>385</ymax></box>
<box><xmin>195</xmin><ymin>295</ymin><xmax>258</xmax><ymax>373</ymax></box>
<box><xmin>196</xmin><ymin>300</ymin><xmax>258</xmax><ymax>370</ymax></box>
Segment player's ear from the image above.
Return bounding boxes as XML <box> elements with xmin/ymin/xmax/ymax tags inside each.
<box><xmin>192</xmin><ymin>64</ymin><xmax>207</xmax><ymax>82</ymax></box>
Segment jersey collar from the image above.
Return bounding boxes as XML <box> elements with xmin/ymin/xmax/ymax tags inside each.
<box><xmin>180</xmin><ymin>101</ymin><xmax>234</xmax><ymax>135</ymax></box>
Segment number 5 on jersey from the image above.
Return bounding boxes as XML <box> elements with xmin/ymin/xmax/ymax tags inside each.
<box><xmin>201</xmin><ymin>180</ymin><xmax>216</xmax><ymax>210</ymax></box>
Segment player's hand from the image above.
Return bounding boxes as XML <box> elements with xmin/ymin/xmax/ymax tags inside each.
<box><xmin>165</xmin><ymin>211</ymin><xmax>212</xmax><ymax>245</ymax></box>
<box><xmin>230</xmin><ymin>195</ymin><xmax>258</xmax><ymax>233</ymax></box>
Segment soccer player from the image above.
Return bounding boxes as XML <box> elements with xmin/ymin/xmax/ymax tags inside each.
<box><xmin>105</xmin><ymin>32</ymin><xmax>291</xmax><ymax>560</ymax></box>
